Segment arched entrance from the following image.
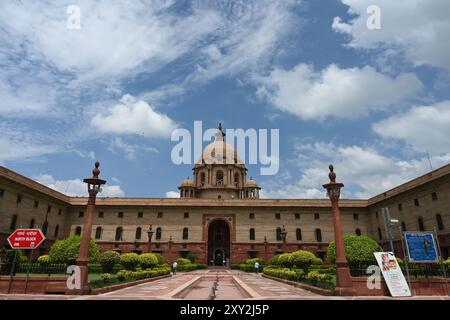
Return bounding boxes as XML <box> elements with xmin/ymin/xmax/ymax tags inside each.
<box><xmin>207</xmin><ymin>219</ymin><xmax>230</xmax><ymax>266</ymax></box>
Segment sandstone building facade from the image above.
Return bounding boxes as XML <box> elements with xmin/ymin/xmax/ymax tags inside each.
<box><xmin>1</xmin><ymin>127</ymin><xmax>449</xmax><ymax>264</ymax></box>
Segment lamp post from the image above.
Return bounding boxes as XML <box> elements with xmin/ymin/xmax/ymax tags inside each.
<box><xmin>264</xmin><ymin>236</ymin><xmax>268</xmax><ymax>263</ymax></box>
<box><xmin>147</xmin><ymin>225</ymin><xmax>154</xmax><ymax>253</ymax></box>
<box><xmin>75</xmin><ymin>161</ymin><xmax>106</xmax><ymax>294</ymax></box>
<box><xmin>322</xmin><ymin>164</ymin><xmax>355</xmax><ymax>296</ymax></box>
<box><xmin>280</xmin><ymin>225</ymin><xmax>287</xmax><ymax>252</ymax></box>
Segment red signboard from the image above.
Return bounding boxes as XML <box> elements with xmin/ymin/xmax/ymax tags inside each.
<box><xmin>7</xmin><ymin>229</ymin><xmax>46</xmax><ymax>249</ymax></box>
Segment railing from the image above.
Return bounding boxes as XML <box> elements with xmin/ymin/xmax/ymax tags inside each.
<box><xmin>0</xmin><ymin>262</ymin><xmax>68</xmax><ymax>276</ymax></box>
<box><xmin>348</xmin><ymin>261</ymin><xmax>450</xmax><ymax>278</ymax></box>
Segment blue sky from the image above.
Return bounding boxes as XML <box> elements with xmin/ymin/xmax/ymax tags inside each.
<box><xmin>1</xmin><ymin>0</ymin><xmax>450</xmax><ymax>199</ymax></box>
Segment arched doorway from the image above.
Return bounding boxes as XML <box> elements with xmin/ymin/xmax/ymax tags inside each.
<box><xmin>208</xmin><ymin>219</ymin><xmax>230</xmax><ymax>266</ymax></box>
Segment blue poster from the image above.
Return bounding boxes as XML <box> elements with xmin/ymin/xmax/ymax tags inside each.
<box><xmin>404</xmin><ymin>232</ymin><xmax>439</xmax><ymax>262</ymax></box>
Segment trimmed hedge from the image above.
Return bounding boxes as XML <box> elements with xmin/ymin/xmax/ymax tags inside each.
<box><xmin>48</xmin><ymin>236</ymin><xmax>100</xmax><ymax>264</ymax></box>
<box><xmin>100</xmin><ymin>251</ymin><xmax>120</xmax><ymax>273</ymax></box>
<box><xmin>244</xmin><ymin>258</ymin><xmax>264</xmax><ymax>266</ymax></box>
<box><xmin>327</xmin><ymin>234</ymin><xmax>382</xmax><ymax>264</ymax></box>
<box><xmin>117</xmin><ymin>266</ymin><xmax>171</xmax><ymax>282</ymax></box>
<box><xmin>139</xmin><ymin>253</ymin><xmax>158</xmax><ymax>269</ymax></box>
<box><xmin>120</xmin><ymin>253</ymin><xmax>140</xmax><ymax>271</ymax></box>
<box><xmin>177</xmin><ymin>263</ymin><xmax>208</xmax><ymax>272</ymax></box>
<box><xmin>176</xmin><ymin>258</ymin><xmax>191</xmax><ymax>265</ymax></box>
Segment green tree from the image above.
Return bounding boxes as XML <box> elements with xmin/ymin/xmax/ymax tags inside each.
<box><xmin>120</xmin><ymin>253</ymin><xmax>140</xmax><ymax>271</ymax></box>
<box><xmin>139</xmin><ymin>253</ymin><xmax>158</xmax><ymax>269</ymax></box>
<box><xmin>99</xmin><ymin>251</ymin><xmax>121</xmax><ymax>273</ymax></box>
<box><xmin>290</xmin><ymin>250</ymin><xmax>317</xmax><ymax>272</ymax></box>
<box><xmin>48</xmin><ymin>236</ymin><xmax>100</xmax><ymax>265</ymax></box>
<box><xmin>327</xmin><ymin>234</ymin><xmax>382</xmax><ymax>264</ymax></box>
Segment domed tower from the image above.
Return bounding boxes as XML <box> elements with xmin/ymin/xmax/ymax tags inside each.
<box><xmin>177</xmin><ymin>124</ymin><xmax>260</xmax><ymax>199</ymax></box>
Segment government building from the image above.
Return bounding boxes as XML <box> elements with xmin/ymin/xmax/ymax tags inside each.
<box><xmin>1</xmin><ymin>126</ymin><xmax>449</xmax><ymax>264</ymax></box>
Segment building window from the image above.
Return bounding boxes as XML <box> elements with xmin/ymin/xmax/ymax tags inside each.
<box><xmin>54</xmin><ymin>225</ymin><xmax>59</xmax><ymax>238</ymax></box>
<box><xmin>414</xmin><ymin>198</ymin><xmax>420</xmax><ymax>206</ymax></box>
<box><xmin>353</xmin><ymin>214</ymin><xmax>359</xmax><ymax>220</ymax></box>
<box><xmin>249</xmin><ymin>213</ymin><xmax>255</xmax><ymax>219</ymax></box>
<box><xmin>157</xmin><ymin>212</ymin><xmax>163</xmax><ymax>218</ymax></box>
<box><xmin>218</xmin><ymin>195</ymin><xmax>222</xmax><ymax>199</ymax></box>
<box><xmin>0</xmin><ymin>188</ymin><xmax>4</xmax><ymax>197</ymax></box>
<box><xmin>275</xmin><ymin>213</ymin><xmax>281</xmax><ymax>220</ymax></box>
<box><xmin>135</xmin><ymin>227</ymin><xmax>142</xmax><ymax>240</ymax></box>
<box><xmin>138</xmin><ymin>212</ymin><xmax>143</xmax><ymax>218</ymax></box>
<box><xmin>98</xmin><ymin>211</ymin><xmax>104</xmax><ymax>218</ymax></box>
<box><xmin>184</xmin><ymin>212</ymin><xmax>189</xmax><ymax>219</ymax></box>
<box><xmin>16</xmin><ymin>194</ymin><xmax>22</xmax><ymax>204</ymax></box>
<box><xmin>418</xmin><ymin>216</ymin><xmax>425</xmax><ymax>231</ymax></box>
<box><xmin>315</xmin><ymin>229</ymin><xmax>322</xmax><ymax>242</ymax></box>
<box><xmin>58</xmin><ymin>209</ymin><xmax>62</xmax><ymax>215</ymax></box>
<box><xmin>9</xmin><ymin>214</ymin><xmax>18</xmax><ymax>231</ymax></box>
<box><xmin>398</xmin><ymin>203</ymin><xmax>403</xmax><ymax>211</ymax></box>
<box><xmin>294</xmin><ymin>213</ymin><xmax>300</xmax><ymax>220</ymax></box>
<box><xmin>115</xmin><ymin>227</ymin><xmax>123</xmax><ymax>241</ymax></box>
<box><xmin>375</xmin><ymin>211</ymin><xmax>378</xmax><ymax>218</ymax></box>
<box><xmin>276</xmin><ymin>227</ymin><xmax>282</xmax><ymax>241</ymax></box>
<box><xmin>183</xmin><ymin>227</ymin><xmax>189</xmax><ymax>240</ymax></box>
<box><xmin>47</xmin><ymin>205</ymin><xmax>52</xmax><ymax>213</ymax></box>
<box><xmin>200</xmin><ymin>172</ymin><xmax>206</xmax><ymax>185</ymax></box>
<box><xmin>79</xmin><ymin>211</ymin><xmax>84</xmax><ymax>218</ymax></box>
<box><xmin>249</xmin><ymin>228</ymin><xmax>255</xmax><ymax>240</ymax></box>
<box><xmin>314</xmin><ymin>213</ymin><xmax>320</xmax><ymax>220</ymax></box>
<box><xmin>436</xmin><ymin>214</ymin><xmax>444</xmax><ymax>231</ymax></box>
<box><xmin>216</xmin><ymin>170</ymin><xmax>224</xmax><ymax>186</ymax></box>
<box><xmin>431</xmin><ymin>192</ymin><xmax>438</xmax><ymax>201</ymax></box>
<box><xmin>29</xmin><ymin>218</ymin><xmax>35</xmax><ymax>228</ymax></box>
<box><xmin>42</xmin><ymin>221</ymin><xmax>48</xmax><ymax>236</ymax></box>
<box><xmin>75</xmin><ymin>226</ymin><xmax>82</xmax><ymax>236</ymax></box>
<box><xmin>118</xmin><ymin>212</ymin><xmax>124</xmax><ymax>218</ymax></box>
<box><xmin>378</xmin><ymin>228</ymin><xmax>382</xmax><ymax>240</ymax></box>
<box><xmin>95</xmin><ymin>227</ymin><xmax>102</xmax><ymax>239</ymax></box>
<box><xmin>34</xmin><ymin>201</ymin><xmax>39</xmax><ymax>208</ymax></box>
<box><xmin>355</xmin><ymin>228</ymin><xmax>361</xmax><ymax>236</ymax></box>
<box><xmin>401</xmin><ymin>222</ymin><xmax>406</xmax><ymax>232</ymax></box>
<box><xmin>296</xmin><ymin>228</ymin><xmax>302</xmax><ymax>241</ymax></box>
<box><xmin>156</xmin><ymin>227</ymin><xmax>162</xmax><ymax>240</ymax></box>
<box><xmin>234</xmin><ymin>172</ymin><xmax>240</xmax><ymax>186</ymax></box>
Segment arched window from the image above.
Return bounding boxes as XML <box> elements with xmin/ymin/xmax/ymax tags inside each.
<box><xmin>249</xmin><ymin>228</ymin><xmax>255</xmax><ymax>240</ymax></box>
<box><xmin>355</xmin><ymin>228</ymin><xmax>361</xmax><ymax>236</ymax></box>
<box><xmin>135</xmin><ymin>227</ymin><xmax>142</xmax><ymax>240</ymax></box>
<box><xmin>296</xmin><ymin>228</ymin><xmax>302</xmax><ymax>241</ymax></box>
<box><xmin>418</xmin><ymin>216</ymin><xmax>425</xmax><ymax>231</ymax></box>
<box><xmin>200</xmin><ymin>172</ymin><xmax>205</xmax><ymax>185</ymax></box>
<box><xmin>75</xmin><ymin>226</ymin><xmax>82</xmax><ymax>236</ymax></box>
<box><xmin>234</xmin><ymin>172</ymin><xmax>240</xmax><ymax>186</ymax></box>
<box><xmin>115</xmin><ymin>227</ymin><xmax>123</xmax><ymax>241</ymax></box>
<box><xmin>216</xmin><ymin>170</ymin><xmax>224</xmax><ymax>186</ymax></box>
<box><xmin>378</xmin><ymin>227</ymin><xmax>382</xmax><ymax>240</ymax></box>
<box><xmin>183</xmin><ymin>227</ymin><xmax>189</xmax><ymax>240</ymax></box>
<box><xmin>95</xmin><ymin>227</ymin><xmax>102</xmax><ymax>239</ymax></box>
<box><xmin>29</xmin><ymin>218</ymin><xmax>35</xmax><ymax>228</ymax></box>
<box><xmin>276</xmin><ymin>227</ymin><xmax>282</xmax><ymax>241</ymax></box>
<box><xmin>436</xmin><ymin>214</ymin><xmax>444</xmax><ymax>231</ymax></box>
<box><xmin>315</xmin><ymin>229</ymin><xmax>322</xmax><ymax>242</ymax></box>
<box><xmin>156</xmin><ymin>227</ymin><xmax>162</xmax><ymax>240</ymax></box>
<box><xmin>401</xmin><ymin>222</ymin><xmax>406</xmax><ymax>232</ymax></box>
<box><xmin>9</xmin><ymin>214</ymin><xmax>17</xmax><ymax>231</ymax></box>
<box><xmin>42</xmin><ymin>221</ymin><xmax>49</xmax><ymax>236</ymax></box>
<box><xmin>54</xmin><ymin>224</ymin><xmax>59</xmax><ymax>238</ymax></box>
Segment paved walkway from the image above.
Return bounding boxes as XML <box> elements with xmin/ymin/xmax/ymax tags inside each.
<box><xmin>1</xmin><ymin>270</ymin><xmax>449</xmax><ymax>300</ymax></box>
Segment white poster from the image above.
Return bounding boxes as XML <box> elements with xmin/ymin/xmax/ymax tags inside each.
<box><xmin>374</xmin><ymin>252</ymin><xmax>411</xmax><ymax>297</ymax></box>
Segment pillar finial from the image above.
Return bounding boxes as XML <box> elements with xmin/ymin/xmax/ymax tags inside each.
<box><xmin>328</xmin><ymin>164</ymin><xmax>336</xmax><ymax>183</ymax></box>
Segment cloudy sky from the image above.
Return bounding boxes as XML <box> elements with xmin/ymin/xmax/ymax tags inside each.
<box><xmin>1</xmin><ymin>0</ymin><xmax>449</xmax><ymax>199</ymax></box>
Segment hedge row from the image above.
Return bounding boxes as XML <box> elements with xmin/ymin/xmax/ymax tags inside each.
<box><xmin>177</xmin><ymin>263</ymin><xmax>208</xmax><ymax>272</ymax></box>
<box><xmin>116</xmin><ymin>266</ymin><xmax>171</xmax><ymax>282</ymax></box>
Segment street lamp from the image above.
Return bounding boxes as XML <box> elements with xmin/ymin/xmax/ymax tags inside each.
<box><xmin>322</xmin><ymin>164</ymin><xmax>355</xmax><ymax>296</ymax></box>
<box><xmin>147</xmin><ymin>225</ymin><xmax>154</xmax><ymax>253</ymax></box>
<box><xmin>75</xmin><ymin>161</ymin><xmax>106</xmax><ymax>294</ymax></box>
<box><xmin>382</xmin><ymin>207</ymin><xmax>398</xmax><ymax>254</ymax></box>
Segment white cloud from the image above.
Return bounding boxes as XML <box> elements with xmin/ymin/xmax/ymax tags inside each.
<box><xmin>91</xmin><ymin>94</ymin><xmax>177</xmax><ymax>138</ymax></box>
<box><xmin>165</xmin><ymin>191</ymin><xmax>179</xmax><ymax>198</ymax></box>
<box><xmin>333</xmin><ymin>0</ymin><xmax>450</xmax><ymax>70</ymax></box>
<box><xmin>261</xmin><ymin>141</ymin><xmax>450</xmax><ymax>199</ymax></box>
<box><xmin>35</xmin><ymin>174</ymin><xmax>124</xmax><ymax>197</ymax></box>
<box><xmin>0</xmin><ymin>136</ymin><xmax>60</xmax><ymax>164</ymax></box>
<box><xmin>108</xmin><ymin>137</ymin><xmax>159</xmax><ymax>160</ymax></box>
<box><xmin>257</xmin><ymin>64</ymin><xmax>422</xmax><ymax>120</ymax></box>
<box><xmin>373</xmin><ymin>101</ymin><xmax>450</xmax><ymax>154</ymax></box>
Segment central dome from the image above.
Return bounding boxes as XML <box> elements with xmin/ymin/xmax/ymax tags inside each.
<box><xmin>196</xmin><ymin>126</ymin><xmax>243</xmax><ymax>165</ymax></box>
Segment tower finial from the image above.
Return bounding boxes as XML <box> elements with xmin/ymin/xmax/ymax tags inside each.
<box><xmin>328</xmin><ymin>164</ymin><xmax>336</xmax><ymax>183</ymax></box>
<box><xmin>93</xmin><ymin>161</ymin><xmax>100</xmax><ymax>178</ymax></box>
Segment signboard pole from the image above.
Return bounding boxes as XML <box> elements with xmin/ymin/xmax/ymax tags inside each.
<box><xmin>7</xmin><ymin>250</ymin><xmax>18</xmax><ymax>294</ymax></box>
<box><xmin>398</xmin><ymin>226</ymin><xmax>413</xmax><ymax>296</ymax></box>
<box><xmin>23</xmin><ymin>248</ymin><xmax>34</xmax><ymax>294</ymax></box>
<box><xmin>433</xmin><ymin>227</ymin><xmax>449</xmax><ymax>296</ymax></box>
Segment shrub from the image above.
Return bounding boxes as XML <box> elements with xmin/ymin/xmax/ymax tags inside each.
<box><xmin>443</xmin><ymin>258</ymin><xmax>450</xmax><ymax>265</ymax></box>
<box><xmin>139</xmin><ymin>253</ymin><xmax>158</xmax><ymax>269</ymax></box>
<box><xmin>100</xmin><ymin>273</ymin><xmax>112</xmax><ymax>283</ymax></box>
<box><xmin>154</xmin><ymin>253</ymin><xmax>165</xmax><ymax>265</ymax></box>
<box><xmin>37</xmin><ymin>255</ymin><xmax>51</xmax><ymax>265</ymax></box>
<box><xmin>120</xmin><ymin>253</ymin><xmax>140</xmax><ymax>271</ymax></box>
<box><xmin>100</xmin><ymin>251</ymin><xmax>120</xmax><ymax>273</ymax></box>
<box><xmin>48</xmin><ymin>236</ymin><xmax>100</xmax><ymax>265</ymax></box>
<box><xmin>176</xmin><ymin>258</ymin><xmax>191</xmax><ymax>265</ymax></box>
<box><xmin>312</xmin><ymin>257</ymin><xmax>323</xmax><ymax>265</ymax></box>
<box><xmin>327</xmin><ymin>234</ymin><xmax>382</xmax><ymax>264</ymax></box>
<box><xmin>278</xmin><ymin>254</ymin><xmax>293</xmax><ymax>268</ymax></box>
<box><xmin>306</xmin><ymin>270</ymin><xmax>333</xmax><ymax>283</ymax></box>
<box><xmin>290</xmin><ymin>250</ymin><xmax>317</xmax><ymax>272</ymax></box>
<box><xmin>270</xmin><ymin>254</ymin><xmax>282</xmax><ymax>266</ymax></box>
<box><xmin>186</xmin><ymin>252</ymin><xmax>197</xmax><ymax>263</ymax></box>
<box><xmin>245</xmin><ymin>258</ymin><xmax>264</xmax><ymax>266</ymax></box>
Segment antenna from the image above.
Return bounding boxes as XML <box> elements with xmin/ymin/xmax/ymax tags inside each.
<box><xmin>426</xmin><ymin>151</ymin><xmax>433</xmax><ymax>171</ymax></box>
